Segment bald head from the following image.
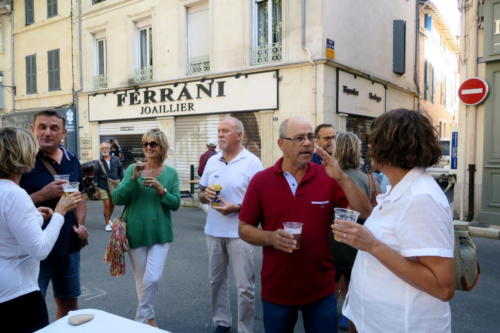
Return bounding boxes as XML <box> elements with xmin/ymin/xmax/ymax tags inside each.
<box><xmin>279</xmin><ymin>117</ymin><xmax>311</xmax><ymax>139</ymax></box>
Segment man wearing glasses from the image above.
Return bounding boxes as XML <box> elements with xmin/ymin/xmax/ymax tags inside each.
<box><xmin>238</xmin><ymin>117</ymin><xmax>371</xmax><ymax>333</ymax></box>
<box><xmin>312</xmin><ymin>123</ymin><xmax>336</xmax><ymax>165</ymax></box>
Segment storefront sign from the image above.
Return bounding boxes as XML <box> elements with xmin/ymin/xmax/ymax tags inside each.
<box><xmin>326</xmin><ymin>38</ymin><xmax>335</xmax><ymax>60</ymax></box>
<box><xmin>337</xmin><ymin>70</ymin><xmax>385</xmax><ymax>117</ymax></box>
<box><xmin>88</xmin><ymin>71</ymin><xmax>278</xmax><ymax>122</ymax></box>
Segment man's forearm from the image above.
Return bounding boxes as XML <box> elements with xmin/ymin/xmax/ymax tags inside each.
<box><xmin>336</xmin><ymin>175</ymin><xmax>372</xmax><ymax>219</ymax></box>
<box><xmin>198</xmin><ymin>189</ymin><xmax>209</xmax><ymax>204</ymax></box>
<box><xmin>30</xmin><ymin>190</ymin><xmax>47</xmax><ymax>205</ymax></box>
<box><xmin>75</xmin><ymin>200</ymin><xmax>87</xmax><ymax>226</ymax></box>
<box><xmin>238</xmin><ymin>222</ymin><xmax>271</xmax><ymax>246</ymax></box>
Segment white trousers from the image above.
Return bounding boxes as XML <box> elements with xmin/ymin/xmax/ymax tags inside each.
<box><xmin>128</xmin><ymin>243</ymin><xmax>170</xmax><ymax>323</ymax></box>
<box><xmin>207</xmin><ymin>235</ymin><xmax>255</xmax><ymax>333</ymax></box>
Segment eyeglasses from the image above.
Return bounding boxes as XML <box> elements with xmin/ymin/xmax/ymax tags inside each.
<box><xmin>143</xmin><ymin>141</ymin><xmax>159</xmax><ymax>148</ymax></box>
<box><xmin>281</xmin><ymin>134</ymin><xmax>317</xmax><ymax>144</ymax></box>
<box><xmin>319</xmin><ymin>136</ymin><xmax>336</xmax><ymax>141</ymax></box>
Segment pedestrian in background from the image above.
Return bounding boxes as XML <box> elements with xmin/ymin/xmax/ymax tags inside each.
<box><xmin>0</xmin><ymin>127</ymin><xmax>82</xmax><ymax>333</ymax></box>
<box><xmin>334</xmin><ymin>109</ymin><xmax>454</xmax><ymax>332</ymax></box>
<box><xmin>330</xmin><ymin>131</ymin><xmax>379</xmax><ymax>331</ymax></box>
<box><xmin>112</xmin><ymin>128</ymin><xmax>180</xmax><ymax>327</ymax></box>
<box><xmin>198</xmin><ymin>117</ymin><xmax>263</xmax><ymax>333</ymax></box>
<box><xmin>239</xmin><ymin>117</ymin><xmax>371</xmax><ymax>333</ymax></box>
<box><xmin>312</xmin><ymin>123</ymin><xmax>336</xmax><ymax>165</ymax></box>
<box><xmin>20</xmin><ymin>110</ymin><xmax>88</xmax><ymax>319</ymax></box>
<box><xmin>110</xmin><ymin>140</ymin><xmax>124</xmax><ymax>161</ymax></box>
<box><xmin>94</xmin><ymin>142</ymin><xmax>124</xmax><ymax>231</ymax></box>
<box><xmin>198</xmin><ymin>138</ymin><xmax>218</xmax><ymax>177</ymax></box>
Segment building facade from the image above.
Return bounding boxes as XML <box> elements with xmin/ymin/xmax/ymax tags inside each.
<box><xmin>456</xmin><ymin>0</ymin><xmax>500</xmax><ymax>225</ymax></box>
<box><xmin>77</xmin><ymin>0</ymin><xmax>418</xmax><ymax>188</ymax></box>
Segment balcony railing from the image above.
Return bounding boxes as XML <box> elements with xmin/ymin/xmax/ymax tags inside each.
<box><xmin>187</xmin><ymin>55</ymin><xmax>210</xmax><ymax>75</ymax></box>
<box><xmin>134</xmin><ymin>66</ymin><xmax>153</xmax><ymax>82</ymax></box>
<box><xmin>251</xmin><ymin>42</ymin><xmax>282</xmax><ymax>65</ymax></box>
<box><xmin>92</xmin><ymin>74</ymin><xmax>108</xmax><ymax>89</ymax></box>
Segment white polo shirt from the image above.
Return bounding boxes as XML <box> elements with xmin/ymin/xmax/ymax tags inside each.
<box><xmin>199</xmin><ymin>148</ymin><xmax>263</xmax><ymax>238</ymax></box>
<box><xmin>343</xmin><ymin>168</ymin><xmax>454</xmax><ymax>333</ymax></box>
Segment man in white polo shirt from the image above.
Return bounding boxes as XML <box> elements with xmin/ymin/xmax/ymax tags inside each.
<box><xmin>198</xmin><ymin>117</ymin><xmax>263</xmax><ymax>333</ymax></box>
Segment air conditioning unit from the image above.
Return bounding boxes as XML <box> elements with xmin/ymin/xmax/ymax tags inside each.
<box><xmin>0</xmin><ymin>0</ymin><xmax>12</xmax><ymax>14</ymax></box>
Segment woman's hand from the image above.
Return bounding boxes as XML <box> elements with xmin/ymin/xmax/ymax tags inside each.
<box><xmin>331</xmin><ymin>219</ymin><xmax>378</xmax><ymax>253</ymax></box>
<box><xmin>142</xmin><ymin>177</ymin><xmax>166</xmax><ymax>195</ymax></box>
<box><xmin>54</xmin><ymin>192</ymin><xmax>83</xmax><ymax>216</ymax></box>
<box><xmin>132</xmin><ymin>162</ymin><xmax>146</xmax><ymax>179</ymax></box>
<box><xmin>37</xmin><ymin>207</ymin><xmax>54</xmax><ymax>220</ymax></box>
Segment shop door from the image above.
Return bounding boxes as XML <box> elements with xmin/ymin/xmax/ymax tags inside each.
<box><xmin>346</xmin><ymin>115</ymin><xmax>374</xmax><ymax>172</ymax></box>
<box><xmin>174</xmin><ymin>112</ymin><xmax>261</xmax><ymax>187</ymax></box>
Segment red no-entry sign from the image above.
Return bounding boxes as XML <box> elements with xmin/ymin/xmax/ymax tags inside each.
<box><xmin>458</xmin><ymin>78</ymin><xmax>489</xmax><ymax>105</ymax></box>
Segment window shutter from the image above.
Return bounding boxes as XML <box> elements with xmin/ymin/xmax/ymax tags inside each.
<box><xmin>393</xmin><ymin>20</ymin><xmax>406</xmax><ymax>75</ymax></box>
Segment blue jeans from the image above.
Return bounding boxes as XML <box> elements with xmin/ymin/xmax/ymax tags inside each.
<box><xmin>262</xmin><ymin>292</ymin><xmax>338</xmax><ymax>333</ymax></box>
<box><xmin>38</xmin><ymin>251</ymin><xmax>81</xmax><ymax>299</ymax></box>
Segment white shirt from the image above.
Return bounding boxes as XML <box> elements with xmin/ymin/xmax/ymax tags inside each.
<box><xmin>343</xmin><ymin>168</ymin><xmax>454</xmax><ymax>333</ymax></box>
<box><xmin>199</xmin><ymin>148</ymin><xmax>263</xmax><ymax>238</ymax></box>
<box><xmin>0</xmin><ymin>179</ymin><xmax>64</xmax><ymax>303</ymax></box>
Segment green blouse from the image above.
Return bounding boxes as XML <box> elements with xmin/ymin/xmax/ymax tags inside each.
<box><xmin>112</xmin><ymin>164</ymin><xmax>180</xmax><ymax>249</ymax></box>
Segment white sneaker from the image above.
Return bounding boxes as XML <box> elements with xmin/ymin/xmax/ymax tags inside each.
<box><xmin>105</xmin><ymin>224</ymin><xmax>112</xmax><ymax>232</ymax></box>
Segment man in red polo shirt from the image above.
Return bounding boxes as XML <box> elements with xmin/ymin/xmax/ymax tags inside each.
<box><xmin>239</xmin><ymin>117</ymin><xmax>371</xmax><ymax>333</ymax></box>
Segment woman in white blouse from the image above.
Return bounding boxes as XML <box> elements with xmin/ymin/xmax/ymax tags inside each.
<box><xmin>332</xmin><ymin>109</ymin><xmax>455</xmax><ymax>333</ymax></box>
<box><xmin>0</xmin><ymin>127</ymin><xmax>82</xmax><ymax>333</ymax></box>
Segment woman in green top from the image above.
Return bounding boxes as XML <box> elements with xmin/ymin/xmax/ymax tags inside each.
<box><xmin>112</xmin><ymin>128</ymin><xmax>180</xmax><ymax>327</ymax></box>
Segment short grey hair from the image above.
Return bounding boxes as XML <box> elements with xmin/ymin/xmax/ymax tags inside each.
<box><xmin>0</xmin><ymin>127</ymin><xmax>39</xmax><ymax>178</ymax></box>
<box><xmin>279</xmin><ymin>119</ymin><xmax>289</xmax><ymax>138</ymax></box>
<box><xmin>224</xmin><ymin>117</ymin><xmax>244</xmax><ymax>134</ymax></box>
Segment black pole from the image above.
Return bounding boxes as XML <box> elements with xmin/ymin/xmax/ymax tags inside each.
<box><xmin>190</xmin><ymin>164</ymin><xmax>195</xmax><ymax>195</ymax></box>
<box><xmin>466</xmin><ymin>164</ymin><xmax>476</xmax><ymax>221</ymax></box>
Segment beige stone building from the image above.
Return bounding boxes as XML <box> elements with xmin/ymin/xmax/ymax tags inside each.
<box><xmin>0</xmin><ymin>0</ymin><xmax>79</xmax><ymax>153</ymax></box>
<box><xmin>0</xmin><ymin>1</ymin><xmax>13</xmax><ymax>114</ymax></box>
<box><xmin>77</xmin><ymin>0</ymin><xmax>419</xmax><ymax>188</ymax></box>
<box><xmin>456</xmin><ymin>0</ymin><xmax>499</xmax><ymax>225</ymax></box>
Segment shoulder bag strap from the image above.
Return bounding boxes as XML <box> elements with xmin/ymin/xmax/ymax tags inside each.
<box><xmin>40</xmin><ymin>157</ymin><xmax>58</xmax><ymax>177</ymax></box>
<box><xmin>98</xmin><ymin>159</ymin><xmax>109</xmax><ymax>177</ymax></box>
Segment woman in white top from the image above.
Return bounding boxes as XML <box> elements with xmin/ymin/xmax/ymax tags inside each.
<box><xmin>0</xmin><ymin>127</ymin><xmax>82</xmax><ymax>333</ymax></box>
<box><xmin>332</xmin><ymin>109</ymin><xmax>455</xmax><ymax>333</ymax></box>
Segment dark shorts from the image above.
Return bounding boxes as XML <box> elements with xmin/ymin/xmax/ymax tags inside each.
<box><xmin>38</xmin><ymin>251</ymin><xmax>81</xmax><ymax>299</ymax></box>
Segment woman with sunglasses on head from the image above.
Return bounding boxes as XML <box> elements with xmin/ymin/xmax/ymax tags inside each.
<box><xmin>112</xmin><ymin>128</ymin><xmax>180</xmax><ymax>328</ymax></box>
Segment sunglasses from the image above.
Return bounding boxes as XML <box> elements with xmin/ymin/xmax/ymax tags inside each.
<box><xmin>143</xmin><ymin>141</ymin><xmax>159</xmax><ymax>148</ymax></box>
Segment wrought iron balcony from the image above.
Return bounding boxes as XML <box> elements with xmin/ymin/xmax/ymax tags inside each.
<box><xmin>134</xmin><ymin>66</ymin><xmax>153</xmax><ymax>82</ymax></box>
<box><xmin>92</xmin><ymin>74</ymin><xmax>108</xmax><ymax>89</ymax></box>
<box><xmin>187</xmin><ymin>55</ymin><xmax>210</xmax><ymax>75</ymax></box>
<box><xmin>251</xmin><ymin>42</ymin><xmax>282</xmax><ymax>65</ymax></box>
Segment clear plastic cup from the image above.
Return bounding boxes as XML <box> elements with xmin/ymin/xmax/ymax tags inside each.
<box><xmin>62</xmin><ymin>182</ymin><xmax>79</xmax><ymax>196</ymax></box>
<box><xmin>333</xmin><ymin>208</ymin><xmax>360</xmax><ymax>241</ymax></box>
<box><xmin>283</xmin><ymin>222</ymin><xmax>303</xmax><ymax>250</ymax></box>
<box><xmin>54</xmin><ymin>174</ymin><xmax>70</xmax><ymax>182</ymax></box>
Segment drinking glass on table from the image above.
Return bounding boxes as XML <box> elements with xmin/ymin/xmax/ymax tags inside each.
<box><xmin>333</xmin><ymin>208</ymin><xmax>360</xmax><ymax>242</ymax></box>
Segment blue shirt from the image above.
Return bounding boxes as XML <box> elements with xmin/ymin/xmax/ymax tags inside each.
<box><xmin>20</xmin><ymin>147</ymin><xmax>83</xmax><ymax>258</ymax></box>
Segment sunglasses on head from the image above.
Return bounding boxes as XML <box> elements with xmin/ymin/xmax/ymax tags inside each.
<box><xmin>143</xmin><ymin>141</ymin><xmax>159</xmax><ymax>148</ymax></box>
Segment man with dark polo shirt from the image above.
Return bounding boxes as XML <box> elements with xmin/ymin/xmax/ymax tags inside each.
<box><xmin>238</xmin><ymin>117</ymin><xmax>371</xmax><ymax>333</ymax></box>
<box><xmin>20</xmin><ymin>110</ymin><xmax>88</xmax><ymax>319</ymax></box>
<box><xmin>311</xmin><ymin>123</ymin><xmax>336</xmax><ymax>165</ymax></box>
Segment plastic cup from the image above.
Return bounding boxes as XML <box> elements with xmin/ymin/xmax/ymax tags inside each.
<box><xmin>333</xmin><ymin>208</ymin><xmax>360</xmax><ymax>241</ymax></box>
<box><xmin>141</xmin><ymin>169</ymin><xmax>153</xmax><ymax>178</ymax></box>
<box><xmin>283</xmin><ymin>222</ymin><xmax>303</xmax><ymax>250</ymax></box>
<box><xmin>54</xmin><ymin>174</ymin><xmax>70</xmax><ymax>182</ymax></box>
<box><xmin>62</xmin><ymin>182</ymin><xmax>79</xmax><ymax>196</ymax></box>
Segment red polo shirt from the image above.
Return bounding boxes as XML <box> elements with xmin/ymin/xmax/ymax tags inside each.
<box><xmin>240</xmin><ymin>158</ymin><xmax>348</xmax><ymax>305</ymax></box>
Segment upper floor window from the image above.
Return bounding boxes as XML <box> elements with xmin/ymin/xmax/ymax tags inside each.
<box><xmin>424</xmin><ymin>13</ymin><xmax>432</xmax><ymax>31</ymax></box>
<box><xmin>47</xmin><ymin>0</ymin><xmax>57</xmax><ymax>18</ymax></box>
<box><xmin>48</xmin><ymin>49</ymin><xmax>60</xmax><ymax>91</ymax></box>
<box><xmin>25</xmin><ymin>0</ymin><xmax>34</xmax><ymax>25</ymax></box>
<box><xmin>252</xmin><ymin>0</ymin><xmax>282</xmax><ymax>65</ymax></box>
<box><xmin>25</xmin><ymin>54</ymin><xmax>37</xmax><ymax>94</ymax></box>
<box><xmin>187</xmin><ymin>2</ymin><xmax>209</xmax><ymax>74</ymax></box>
<box><xmin>134</xmin><ymin>26</ymin><xmax>153</xmax><ymax>82</ymax></box>
<box><xmin>93</xmin><ymin>38</ymin><xmax>107</xmax><ymax>89</ymax></box>
<box><xmin>92</xmin><ymin>0</ymin><xmax>106</xmax><ymax>4</ymax></box>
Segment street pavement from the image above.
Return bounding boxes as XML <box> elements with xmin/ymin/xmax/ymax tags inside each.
<box><xmin>43</xmin><ymin>200</ymin><xmax>500</xmax><ymax>332</ymax></box>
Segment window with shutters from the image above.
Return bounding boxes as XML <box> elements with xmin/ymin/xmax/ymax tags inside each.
<box><xmin>25</xmin><ymin>0</ymin><xmax>34</xmax><ymax>25</ymax></box>
<box><xmin>47</xmin><ymin>0</ymin><xmax>57</xmax><ymax>18</ymax></box>
<box><xmin>93</xmin><ymin>38</ymin><xmax>107</xmax><ymax>89</ymax></box>
<box><xmin>187</xmin><ymin>2</ymin><xmax>210</xmax><ymax>74</ymax></box>
<box><xmin>134</xmin><ymin>26</ymin><xmax>153</xmax><ymax>82</ymax></box>
<box><xmin>424</xmin><ymin>13</ymin><xmax>432</xmax><ymax>31</ymax></box>
<box><xmin>26</xmin><ymin>54</ymin><xmax>37</xmax><ymax>94</ymax></box>
<box><xmin>48</xmin><ymin>49</ymin><xmax>60</xmax><ymax>91</ymax></box>
<box><xmin>252</xmin><ymin>0</ymin><xmax>282</xmax><ymax>65</ymax></box>
<box><xmin>92</xmin><ymin>0</ymin><xmax>106</xmax><ymax>4</ymax></box>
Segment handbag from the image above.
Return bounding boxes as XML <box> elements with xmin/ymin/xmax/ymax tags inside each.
<box><xmin>103</xmin><ymin>208</ymin><xmax>130</xmax><ymax>277</ymax></box>
<box><xmin>40</xmin><ymin>157</ymin><xmax>88</xmax><ymax>249</ymax></box>
<box><xmin>454</xmin><ymin>222</ymin><xmax>480</xmax><ymax>291</ymax></box>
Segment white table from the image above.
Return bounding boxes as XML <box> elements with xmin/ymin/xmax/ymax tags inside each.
<box><xmin>36</xmin><ymin>309</ymin><xmax>170</xmax><ymax>333</ymax></box>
